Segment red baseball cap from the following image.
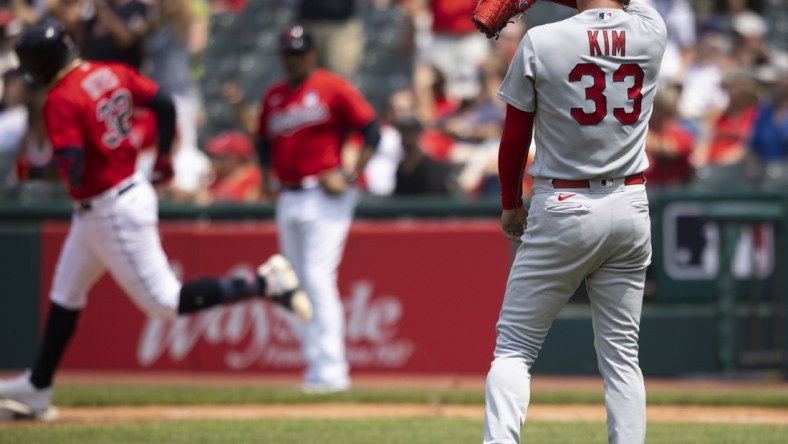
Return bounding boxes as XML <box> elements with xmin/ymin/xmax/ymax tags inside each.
<box><xmin>207</xmin><ymin>131</ymin><xmax>254</xmax><ymax>158</ymax></box>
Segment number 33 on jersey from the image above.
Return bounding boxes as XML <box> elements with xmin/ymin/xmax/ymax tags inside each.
<box><xmin>497</xmin><ymin>3</ymin><xmax>667</xmax><ymax>180</ymax></box>
<box><xmin>44</xmin><ymin>62</ymin><xmax>159</xmax><ymax>199</ymax></box>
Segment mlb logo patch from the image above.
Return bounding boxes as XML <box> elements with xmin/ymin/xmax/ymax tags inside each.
<box><xmin>600</xmin><ymin>178</ymin><xmax>615</xmax><ymax>187</ymax></box>
<box><xmin>597</xmin><ymin>11</ymin><xmax>613</xmax><ymax>20</ymax></box>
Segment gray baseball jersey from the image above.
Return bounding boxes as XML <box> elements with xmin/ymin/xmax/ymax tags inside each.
<box><xmin>497</xmin><ymin>1</ymin><xmax>667</xmax><ymax>180</ymax></box>
<box><xmin>484</xmin><ymin>3</ymin><xmax>668</xmax><ymax>444</ymax></box>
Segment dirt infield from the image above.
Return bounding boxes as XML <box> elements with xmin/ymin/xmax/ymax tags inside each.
<box><xmin>1</xmin><ymin>372</ymin><xmax>787</xmax><ymax>428</ymax></box>
<box><xmin>2</xmin><ymin>404</ymin><xmax>788</xmax><ymax>428</ymax></box>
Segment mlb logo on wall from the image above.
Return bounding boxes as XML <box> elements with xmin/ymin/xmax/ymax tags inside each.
<box><xmin>597</xmin><ymin>11</ymin><xmax>613</xmax><ymax>20</ymax></box>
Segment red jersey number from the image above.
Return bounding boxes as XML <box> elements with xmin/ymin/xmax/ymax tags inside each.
<box><xmin>97</xmin><ymin>89</ymin><xmax>133</xmax><ymax>149</ymax></box>
<box><xmin>569</xmin><ymin>63</ymin><xmax>644</xmax><ymax>126</ymax></box>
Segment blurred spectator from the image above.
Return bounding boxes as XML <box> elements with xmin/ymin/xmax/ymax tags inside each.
<box><xmin>489</xmin><ymin>16</ymin><xmax>526</xmax><ymax>64</ymax></box>
<box><xmin>645</xmin><ymin>87</ymin><xmax>695</xmax><ymax>187</ymax></box>
<box><xmin>0</xmin><ymin>69</ymin><xmax>26</xmax><ymax>195</ymax></box>
<box><xmin>297</xmin><ymin>0</ymin><xmax>364</xmax><ymax>79</ymax></box>
<box><xmin>729</xmin><ymin>11</ymin><xmax>788</xmax><ymax>71</ymax></box>
<box><xmin>645</xmin><ymin>0</ymin><xmax>696</xmax><ymax>85</ymax></box>
<box><xmin>220</xmin><ymin>80</ymin><xmax>257</xmax><ymax>136</ymax></box>
<box><xmin>412</xmin><ymin>63</ymin><xmax>457</xmax><ymax>127</ymax></box>
<box><xmin>701</xmin><ymin>0</ymin><xmax>763</xmax><ymax>40</ymax></box>
<box><xmin>437</xmin><ymin>63</ymin><xmax>505</xmax><ymax>196</ymax></box>
<box><xmin>0</xmin><ymin>6</ymin><xmax>21</xmax><ymax>99</ymax></box>
<box><xmin>9</xmin><ymin>0</ymin><xmax>47</xmax><ymax>26</ymax></box>
<box><xmin>394</xmin><ymin>116</ymin><xmax>450</xmax><ymax>195</ymax></box>
<box><xmin>360</xmin><ymin>88</ymin><xmax>414</xmax><ymax>197</ymax></box>
<box><xmin>436</xmin><ymin>67</ymin><xmax>504</xmax><ymax>150</ymax></box>
<box><xmin>187</xmin><ymin>0</ymin><xmax>210</xmax><ymax>82</ymax></box>
<box><xmin>692</xmin><ymin>69</ymin><xmax>760</xmax><ymax>170</ymax></box>
<box><xmin>749</xmin><ymin>64</ymin><xmax>788</xmax><ymax>187</ymax></box>
<box><xmin>65</xmin><ymin>0</ymin><xmax>152</xmax><ymax>70</ymax></box>
<box><xmin>208</xmin><ymin>0</ymin><xmax>246</xmax><ymax>13</ymax></box>
<box><xmin>398</xmin><ymin>0</ymin><xmax>430</xmax><ymax>66</ymax></box>
<box><xmin>195</xmin><ymin>130</ymin><xmax>261</xmax><ymax>205</ymax></box>
<box><xmin>676</xmin><ymin>30</ymin><xmax>729</xmax><ymax>138</ymax></box>
<box><xmin>427</xmin><ymin>0</ymin><xmax>491</xmax><ymax>102</ymax></box>
<box><xmin>146</xmin><ymin>0</ymin><xmax>211</xmax><ymax>202</ymax></box>
<box><xmin>16</xmin><ymin>84</ymin><xmax>64</xmax><ymax>201</ymax></box>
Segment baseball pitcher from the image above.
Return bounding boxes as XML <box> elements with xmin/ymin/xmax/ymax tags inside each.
<box><xmin>472</xmin><ymin>0</ymin><xmax>667</xmax><ymax>443</ymax></box>
<box><xmin>0</xmin><ymin>23</ymin><xmax>311</xmax><ymax>420</ymax></box>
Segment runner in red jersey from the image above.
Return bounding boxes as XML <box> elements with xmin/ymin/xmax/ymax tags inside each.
<box><xmin>0</xmin><ymin>23</ymin><xmax>311</xmax><ymax>421</ymax></box>
<box><xmin>257</xmin><ymin>24</ymin><xmax>381</xmax><ymax>393</ymax></box>
<box><xmin>45</xmin><ymin>60</ymin><xmax>160</xmax><ymax>199</ymax></box>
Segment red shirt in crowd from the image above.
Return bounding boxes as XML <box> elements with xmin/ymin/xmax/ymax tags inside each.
<box><xmin>706</xmin><ymin>106</ymin><xmax>758</xmax><ymax>165</ymax></box>
<box><xmin>44</xmin><ymin>61</ymin><xmax>158</xmax><ymax>199</ymax></box>
<box><xmin>258</xmin><ymin>69</ymin><xmax>376</xmax><ymax>184</ymax></box>
<box><xmin>210</xmin><ymin>166</ymin><xmax>262</xmax><ymax>203</ymax></box>
<box><xmin>645</xmin><ymin>122</ymin><xmax>694</xmax><ymax>187</ymax></box>
<box><xmin>431</xmin><ymin>0</ymin><xmax>478</xmax><ymax>34</ymax></box>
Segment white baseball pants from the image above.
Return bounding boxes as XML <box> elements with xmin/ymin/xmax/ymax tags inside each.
<box><xmin>276</xmin><ymin>187</ymin><xmax>356</xmax><ymax>388</ymax></box>
<box><xmin>484</xmin><ymin>180</ymin><xmax>652</xmax><ymax>444</ymax></box>
<box><xmin>50</xmin><ymin>172</ymin><xmax>181</xmax><ymax>320</ymax></box>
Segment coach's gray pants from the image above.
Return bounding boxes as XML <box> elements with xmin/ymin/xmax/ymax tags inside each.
<box><xmin>483</xmin><ymin>179</ymin><xmax>651</xmax><ymax>444</ymax></box>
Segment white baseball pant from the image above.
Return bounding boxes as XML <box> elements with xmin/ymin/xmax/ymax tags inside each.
<box><xmin>276</xmin><ymin>186</ymin><xmax>357</xmax><ymax>388</ymax></box>
<box><xmin>50</xmin><ymin>172</ymin><xmax>182</xmax><ymax>320</ymax></box>
<box><xmin>484</xmin><ymin>179</ymin><xmax>652</xmax><ymax>444</ymax></box>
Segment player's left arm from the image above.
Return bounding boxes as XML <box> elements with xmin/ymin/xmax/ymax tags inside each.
<box><xmin>44</xmin><ymin>98</ymin><xmax>86</xmax><ymax>190</ymax></box>
<box><xmin>499</xmin><ymin>104</ymin><xmax>534</xmax><ymax>242</ymax></box>
<box><xmin>335</xmin><ymin>79</ymin><xmax>380</xmax><ymax>185</ymax></box>
<box><xmin>349</xmin><ymin>119</ymin><xmax>381</xmax><ymax>183</ymax></box>
<box><xmin>496</xmin><ymin>32</ymin><xmax>536</xmax><ymax>238</ymax></box>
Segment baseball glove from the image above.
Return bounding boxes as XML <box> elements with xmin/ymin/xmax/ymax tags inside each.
<box><xmin>471</xmin><ymin>0</ymin><xmax>537</xmax><ymax>39</ymax></box>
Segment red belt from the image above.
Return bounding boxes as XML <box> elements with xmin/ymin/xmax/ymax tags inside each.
<box><xmin>551</xmin><ymin>173</ymin><xmax>645</xmax><ymax>189</ymax></box>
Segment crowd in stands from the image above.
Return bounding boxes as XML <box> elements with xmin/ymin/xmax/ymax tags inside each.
<box><xmin>0</xmin><ymin>0</ymin><xmax>786</xmax><ymax>205</ymax></box>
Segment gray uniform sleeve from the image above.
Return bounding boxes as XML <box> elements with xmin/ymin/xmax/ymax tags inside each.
<box><xmin>626</xmin><ymin>0</ymin><xmax>668</xmax><ymax>38</ymax></box>
<box><xmin>496</xmin><ymin>34</ymin><xmax>537</xmax><ymax>113</ymax></box>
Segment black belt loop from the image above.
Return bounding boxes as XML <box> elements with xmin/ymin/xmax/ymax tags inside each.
<box><xmin>118</xmin><ymin>181</ymin><xmax>136</xmax><ymax>196</ymax></box>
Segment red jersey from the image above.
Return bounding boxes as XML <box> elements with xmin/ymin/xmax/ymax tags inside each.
<box><xmin>431</xmin><ymin>0</ymin><xmax>478</xmax><ymax>34</ymax></box>
<box><xmin>707</xmin><ymin>106</ymin><xmax>758</xmax><ymax>165</ymax></box>
<box><xmin>258</xmin><ymin>69</ymin><xmax>376</xmax><ymax>183</ymax></box>
<box><xmin>44</xmin><ymin>61</ymin><xmax>159</xmax><ymax>199</ymax></box>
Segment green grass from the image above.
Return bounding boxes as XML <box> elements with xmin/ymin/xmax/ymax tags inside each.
<box><xmin>3</xmin><ymin>385</ymin><xmax>786</xmax><ymax>443</ymax></box>
<box><xmin>1</xmin><ymin>419</ymin><xmax>787</xmax><ymax>444</ymax></box>
<box><xmin>51</xmin><ymin>385</ymin><xmax>788</xmax><ymax>409</ymax></box>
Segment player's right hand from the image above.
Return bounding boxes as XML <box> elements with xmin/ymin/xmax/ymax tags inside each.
<box><xmin>151</xmin><ymin>155</ymin><xmax>174</xmax><ymax>186</ymax></box>
<box><xmin>501</xmin><ymin>207</ymin><xmax>527</xmax><ymax>242</ymax></box>
<box><xmin>318</xmin><ymin>168</ymin><xmax>351</xmax><ymax>196</ymax></box>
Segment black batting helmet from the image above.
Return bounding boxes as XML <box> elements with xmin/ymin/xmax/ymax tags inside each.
<box><xmin>14</xmin><ymin>22</ymin><xmax>76</xmax><ymax>85</ymax></box>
